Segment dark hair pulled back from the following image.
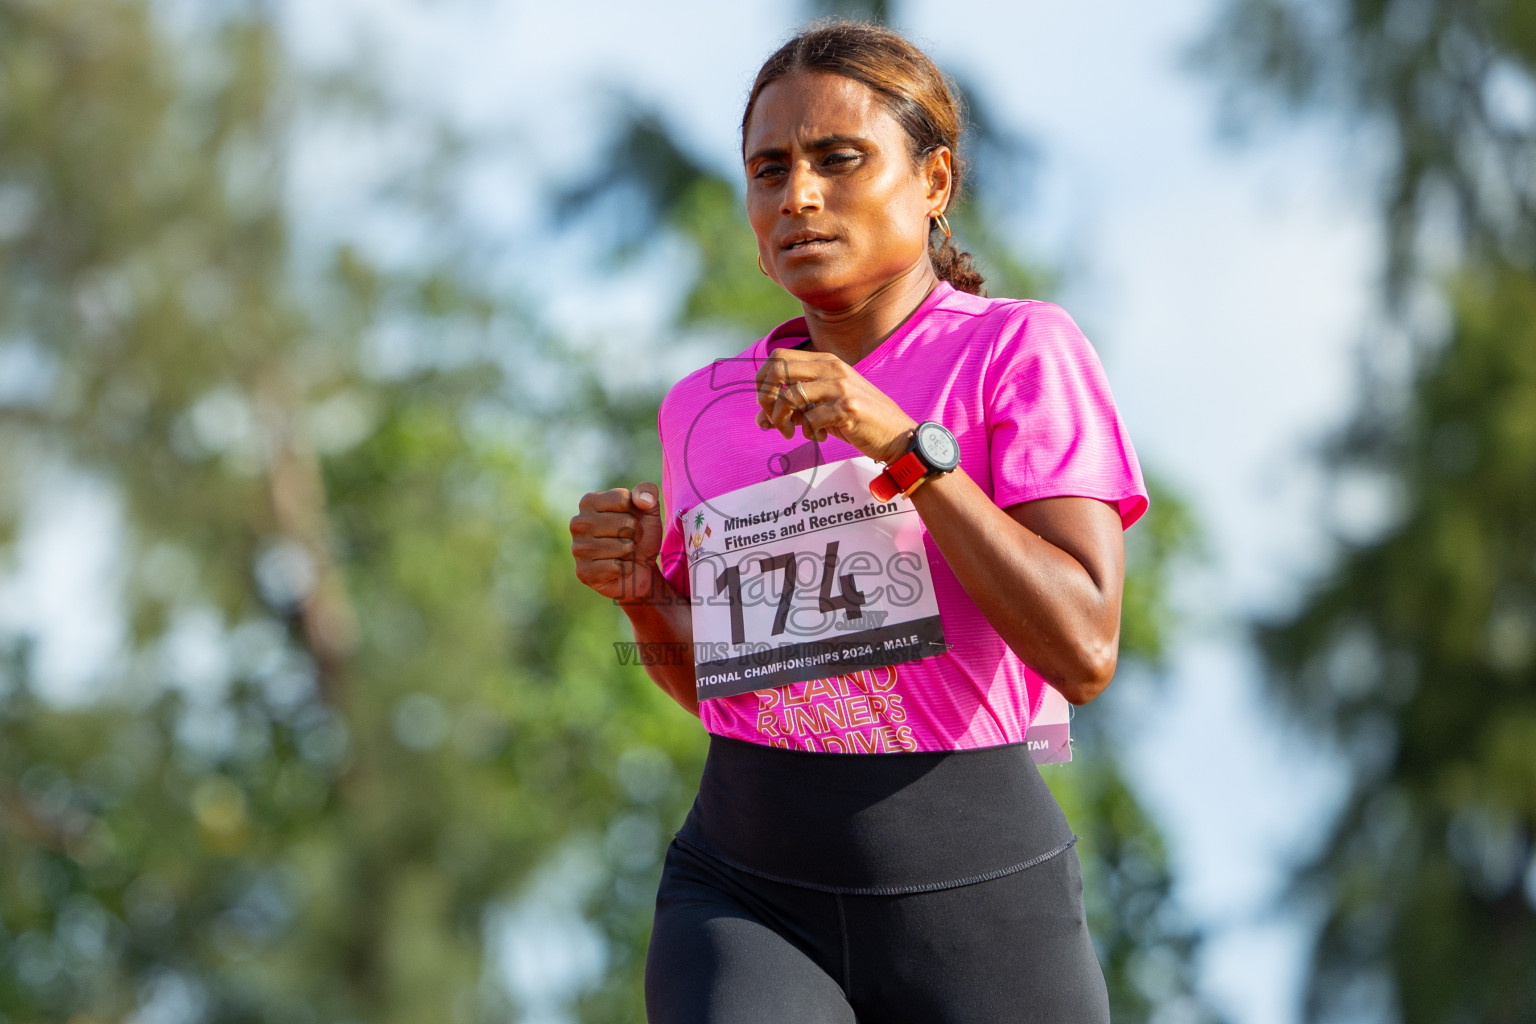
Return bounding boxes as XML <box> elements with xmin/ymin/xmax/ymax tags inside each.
<box><xmin>742</xmin><ymin>20</ymin><xmax>986</xmax><ymax>296</ymax></box>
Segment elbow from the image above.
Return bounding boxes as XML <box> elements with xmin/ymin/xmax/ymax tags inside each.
<box><xmin>1054</xmin><ymin>638</ymin><xmax>1119</xmax><ymax>706</ymax></box>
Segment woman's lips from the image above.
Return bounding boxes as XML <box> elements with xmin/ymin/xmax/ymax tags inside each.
<box><xmin>781</xmin><ymin>237</ymin><xmax>836</xmax><ymax>252</ymax></box>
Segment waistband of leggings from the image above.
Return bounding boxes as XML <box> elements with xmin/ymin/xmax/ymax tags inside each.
<box><xmin>674</xmin><ymin>733</ymin><xmax>1077</xmax><ymax>895</ymax></box>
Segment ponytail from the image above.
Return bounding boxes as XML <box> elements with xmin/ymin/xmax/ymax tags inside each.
<box><xmin>930</xmin><ymin>230</ymin><xmax>985</xmax><ymax>295</ymax></box>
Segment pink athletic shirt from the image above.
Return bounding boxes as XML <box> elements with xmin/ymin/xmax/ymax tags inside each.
<box><xmin>656</xmin><ymin>282</ymin><xmax>1148</xmax><ymax>753</ymax></box>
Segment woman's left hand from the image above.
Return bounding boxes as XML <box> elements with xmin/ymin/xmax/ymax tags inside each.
<box><xmin>755</xmin><ymin>348</ymin><xmax>918</xmax><ymax>465</ymax></box>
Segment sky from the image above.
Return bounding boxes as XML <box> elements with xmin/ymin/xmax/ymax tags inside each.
<box><xmin>9</xmin><ymin>0</ymin><xmax>1392</xmax><ymax>1021</ymax></box>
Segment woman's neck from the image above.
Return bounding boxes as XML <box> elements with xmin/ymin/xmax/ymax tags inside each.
<box><xmin>800</xmin><ymin>262</ymin><xmax>941</xmax><ymax>366</ymax></box>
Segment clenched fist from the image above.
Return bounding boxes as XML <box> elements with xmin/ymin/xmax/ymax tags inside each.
<box><xmin>570</xmin><ymin>483</ymin><xmax>666</xmax><ymax>603</ymax></box>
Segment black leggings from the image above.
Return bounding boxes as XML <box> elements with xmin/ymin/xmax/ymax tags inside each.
<box><xmin>646</xmin><ymin>838</ymin><xmax>1109</xmax><ymax>1023</ymax></box>
<box><xmin>644</xmin><ymin>737</ymin><xmax>1111</xmax><ymax>1023</ymax></box>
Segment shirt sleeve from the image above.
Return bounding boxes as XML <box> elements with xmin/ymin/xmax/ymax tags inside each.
<box><xmin>656</xmin><ymin>413</ymin><xmax>692</xmax><ymax>599</ymax></box>
<box><xmin>983</xmin><ymin>302</ymin><xmax>1149</xmax><ymax>529</ymax></box>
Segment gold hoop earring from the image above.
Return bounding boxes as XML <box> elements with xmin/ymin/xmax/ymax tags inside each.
<box><xmin>757</xmin><ymin>254</ymin><xmax>768</xmax><ymax>276</ymax></box>
<box><xmin>932</xmin><ymin>212</ymin><xmax>952</xmax><ymax>241</ymax></box>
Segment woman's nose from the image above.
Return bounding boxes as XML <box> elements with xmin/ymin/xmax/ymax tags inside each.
<box><xmin>780</xmin><ymin>160</ymin><xmax>823</xmax><ymax>216</ymax></box>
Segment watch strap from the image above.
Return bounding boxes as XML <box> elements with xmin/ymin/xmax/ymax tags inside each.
<box><xmin>868</xmin><ymin>422</ymin><xmax>959</xmax><ymax>501</ymax></box>
<box><xmin>869</xmin><ymin>450</ymin><xmax>926</xmax><ymax>501</ymax></box>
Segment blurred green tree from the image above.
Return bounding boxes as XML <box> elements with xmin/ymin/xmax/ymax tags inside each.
<box><xmin>0</xmin><ymin>2</ymin><xmax>704</xmax><ymax>1022</ymax></box>
<box><xmin>1199</xmin><ymin>1</ymin><xmax>1536</xmax><ymax>1020</ymax></box>
<box><xmin>556</xmin><ymin>29</ymin><xmax>1216</xmax><ymax>1023</ymax></box>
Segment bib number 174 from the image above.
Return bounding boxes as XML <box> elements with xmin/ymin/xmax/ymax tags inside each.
<box><xmin>713</xmin><ymin>540</ymin><xmax>866</xmax><ymax>645</ymax></box>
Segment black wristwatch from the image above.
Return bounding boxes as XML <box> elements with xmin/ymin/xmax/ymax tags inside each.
<box><xmin>869</xmin><ymin>421</ymin><xmax>960</xmax><ymax>501</ymax></box>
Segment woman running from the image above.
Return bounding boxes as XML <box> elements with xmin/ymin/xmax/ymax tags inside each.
<box><xmin>570</xmin><ymin>20</ymin><xmax>1147</xmax><ymax>1023</ymax></box>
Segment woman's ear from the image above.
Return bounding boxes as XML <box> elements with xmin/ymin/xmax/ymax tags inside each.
<box><xmin>924</xmin><ymin>146</ymin><xmax>954</xmax><ymax>211</ymax></box>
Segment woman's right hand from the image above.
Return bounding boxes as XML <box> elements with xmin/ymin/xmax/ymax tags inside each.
<box><xmin>570</xmin><ymin>483</ymin><xmax>666</xmax><ymax>603</ymax></box>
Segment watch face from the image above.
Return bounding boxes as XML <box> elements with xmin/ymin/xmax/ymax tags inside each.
<box><xmin>916</xmin><ymin>422</ymin><xmax>959</xmax><ymax>471</ymax></box>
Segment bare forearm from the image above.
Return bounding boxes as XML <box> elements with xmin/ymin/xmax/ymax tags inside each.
<box><xmin>619</xmin><ymin>563</ymin><xmax>700</xmax><ymax>716</ymax></box>
<box><xmin>908</xmin><ymin>468</ymin><xmax>1121</xmax><ymax>703</ymax></box>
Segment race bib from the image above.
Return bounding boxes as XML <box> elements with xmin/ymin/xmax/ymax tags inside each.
<box><xmin>683</xmin><ymin>456</ymin><xmax>947</xmax><ymax>700</ymax></box>
<box><xmin>1028</xmin><ymin>686</ymin><xmax>1072</xmax><ymax>764</ymax></box>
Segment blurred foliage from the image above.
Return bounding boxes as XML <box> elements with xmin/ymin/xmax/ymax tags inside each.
<box><xmin>809</xmin><ymin>0</ymin><xmax>893</xmax><ymax>23</ymax></box>
<box><xmin>558</xmin><ymin>13</ymin><xmax>1215</xmax><ymax>1018</ymax></box>
<box><xmin>1198</xmin><ymin>0</ymin><xmax>1536</xmax><ymax>291</ymax></box>
<box><xmin>0</xmin><ymin>2</ymin><xmax>703</xmax><ymax>1022</ymax></box>
<box><xmin>1201</xmin><ymin>0</ymin><xmax>1536</xmax><ymax>1020</ymax></box>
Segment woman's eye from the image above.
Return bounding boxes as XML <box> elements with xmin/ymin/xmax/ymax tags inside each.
<box><xmin>754</xmin><ymin>165</ymin><xmax>786</xmax><ymax>179</ymax></box>
<box><xmin>824</xmin><ymin>152</ymin><xmax>859</xmax><ymax>166</ymax></box>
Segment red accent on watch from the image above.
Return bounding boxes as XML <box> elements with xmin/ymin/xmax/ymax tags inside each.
<box><xmin>869</xmin><ymin>451</ymin><xmax>927</xmax><ymax>501</ymax></box>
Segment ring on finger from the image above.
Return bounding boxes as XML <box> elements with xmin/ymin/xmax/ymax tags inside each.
<box><xmin>791</xmin><ymin>381</ymin><xmax>814</xmax><ymax>411</ymax></box>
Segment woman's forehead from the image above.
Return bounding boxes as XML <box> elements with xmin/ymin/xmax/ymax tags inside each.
<box><xmin>745</xmin><ymin>72</ymin><xmax>901</xmax><ymax>151</ymax></box>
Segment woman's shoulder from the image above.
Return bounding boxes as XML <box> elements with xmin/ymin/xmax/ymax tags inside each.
<box><xmin>939</xmin><ymin>294</ymin><xmax>1100</xmax><ymax>370</ymax></box>
<box><xmin>940</xmin><ymin>295</ymin><xmax>1115</xmax><ymax>415</ymax></box>
<box><xmin>922</xmin><ymin>287</ymin><xmax>1083</xmax><ymax>349</ymax></box>
<box><xmin>936</xmin><ymin>289</ymin><xmax>1078</xmax><ymax>333</ymax></box>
